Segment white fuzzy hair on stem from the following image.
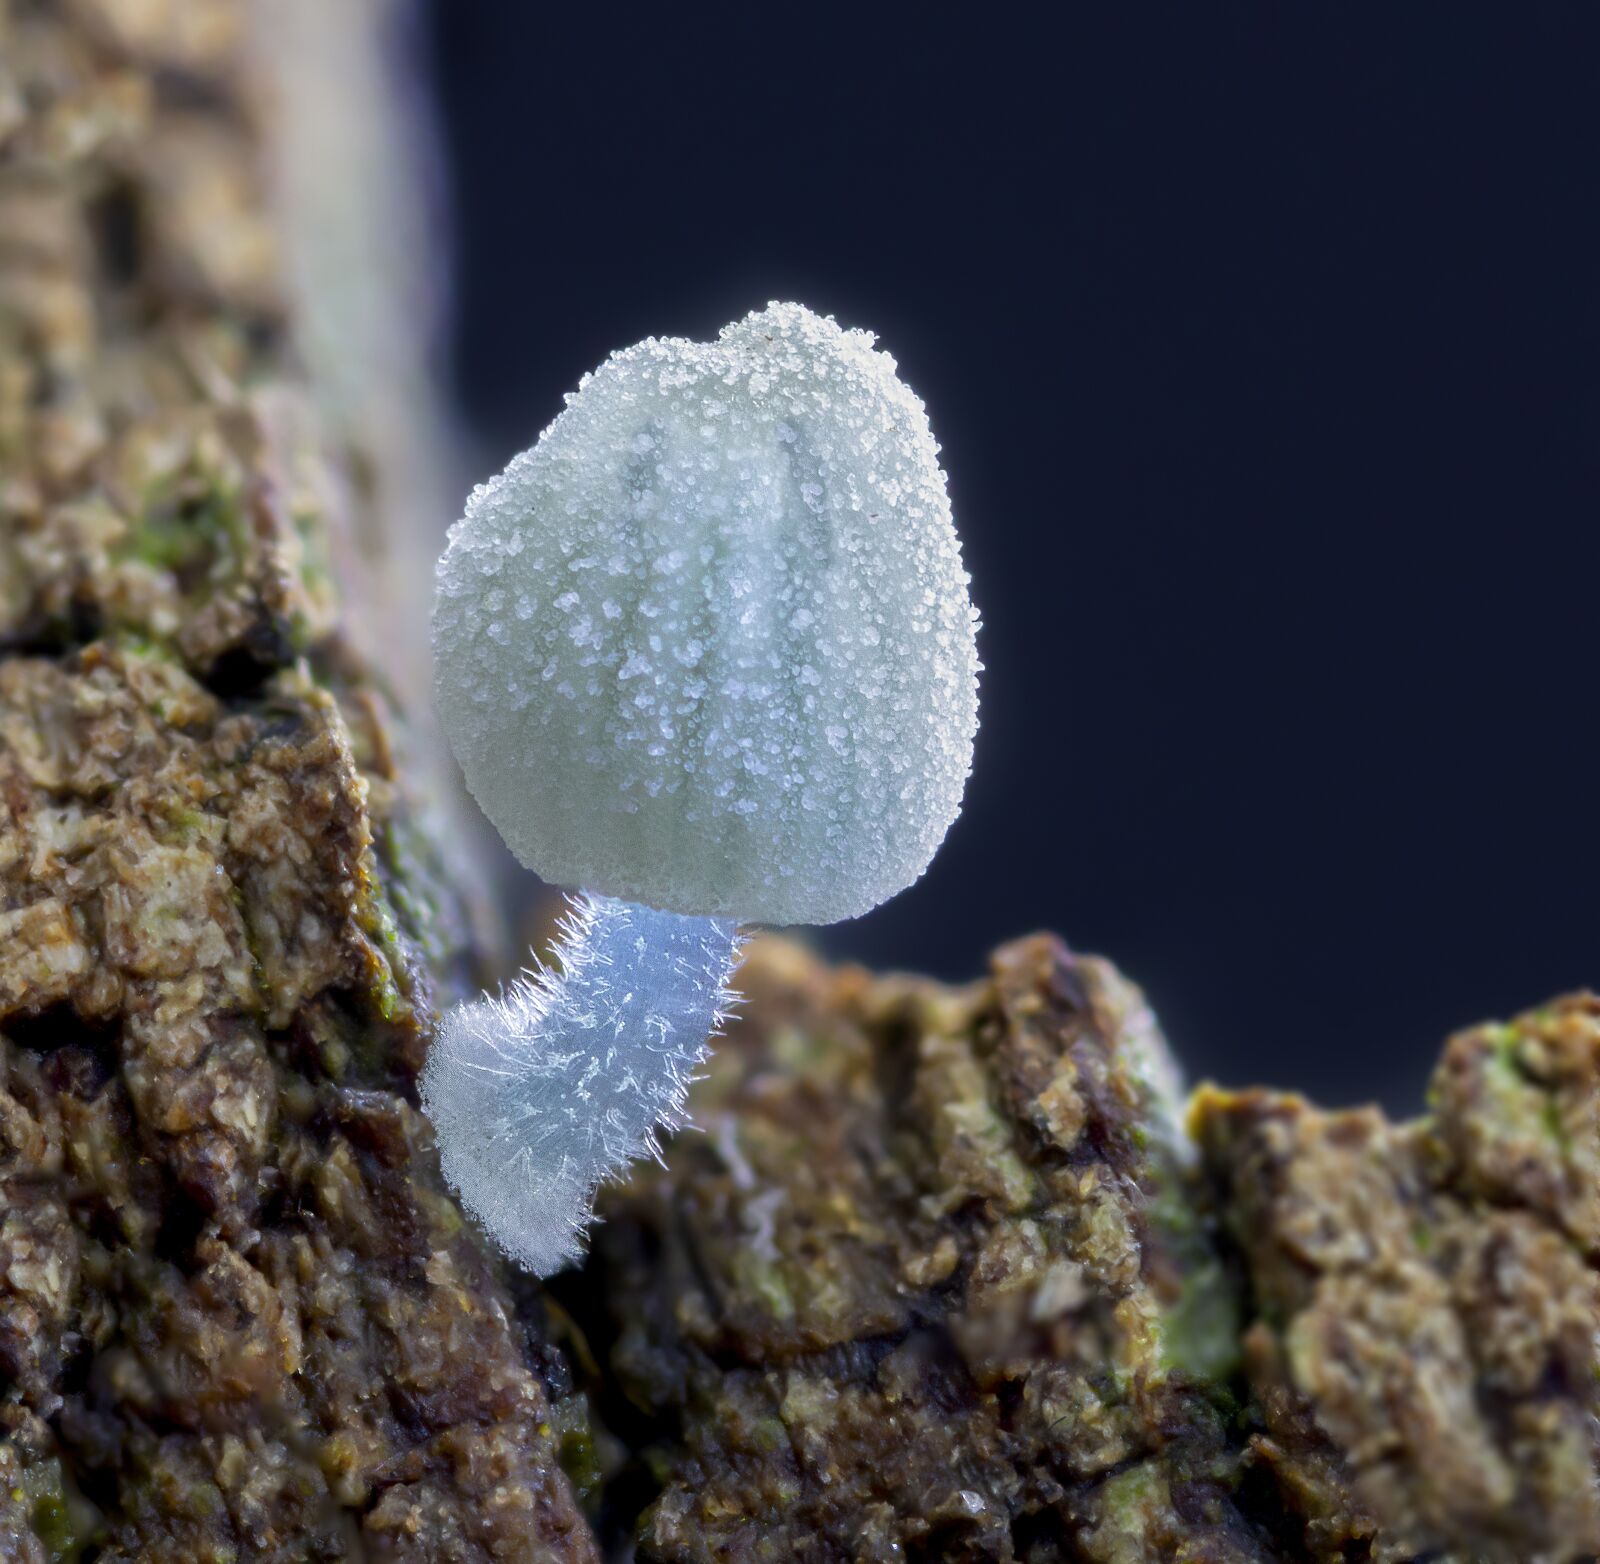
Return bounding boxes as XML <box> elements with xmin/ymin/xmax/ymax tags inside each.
<box><xmin>421</xmin><ymin>892</ymin><xmax>742</xmax><ymax>1275</ymax></box>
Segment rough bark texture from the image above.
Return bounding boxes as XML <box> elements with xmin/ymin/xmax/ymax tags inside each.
<box><xmin>576</xmin><ymin>936</ymin><xmax>1259</xmax><ymax>1563</ymax></box>
<box><xmin>578</xmin><ymin>938</ymin><xmax>1600</xmax><ymax>1564</ymax></box>
<box><xmin>0</xmin><ymin>3</ymin><xmax>596</xmax><ymax>1559</ymax></box>
<box><xmin>1194</xmin><ymin>997</ymin><xmax>1600</xmax><ymax>1563</ymax></box>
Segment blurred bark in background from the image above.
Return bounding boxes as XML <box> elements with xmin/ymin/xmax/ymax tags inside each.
<box><xmin>249</xmin><ymin>0</ymin><xmax>454</xmax><ymax>720</ymax></box>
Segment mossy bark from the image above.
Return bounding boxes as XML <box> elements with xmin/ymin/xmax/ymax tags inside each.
<box><xmin>576</xmin><ymin>939</ymin><xmax>1600</xmax><ymax>1563</ymax></box>
<box><xmin>0</xmin><ymin>3</ymin><xmax>595</xmax><ymax>1559</ymax></box>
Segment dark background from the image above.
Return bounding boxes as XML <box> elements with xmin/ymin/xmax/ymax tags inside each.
<box><xmin>425</xmin><ymin>4</ymin><xmax>1598</xmax><ymax>1111</ymax></box>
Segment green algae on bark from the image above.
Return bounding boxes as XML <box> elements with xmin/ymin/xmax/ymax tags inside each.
<box><xmin>0</xmin><ymin>4</ymin><xmax>596</xmax><ymax>1559</ymax></box>
<box><xmin>1193</xmin><ymin>994</ymin><xmax>1600</xmax><ymax>1562</ymax></box>
<box><xmin>573</xmin><ymin>936</ymin><xmax>1272</xmax><ymax>1563</ymax></box>
<box><xmin>575</xmin><ymin>935</ymin><xmax>1600</xmax><ymax>1563</ymax></box>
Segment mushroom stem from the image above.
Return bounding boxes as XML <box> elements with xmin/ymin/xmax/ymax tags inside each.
<box><xmin>420</xmin><ymin>893</ymin><xmax>742</xmax><ymax>1275</ymax></box>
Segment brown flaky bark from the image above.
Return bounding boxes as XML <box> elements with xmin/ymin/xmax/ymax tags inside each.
<box><xmin>577</xmin><ymin>938</ymin><xmax>1600</xmax><ymax>1564</ymax></box>
<box><xmin>576</xmin><ymin>937</ymin><xmax>1263</xmax><ymax>1564</ymax></box>
<box><xmin>1194</xmin><ymin>999</ymin><xmax>1600</xmax><ymax>1562</ymax></box>
<box><xmin>0</xmin><ymin>3</ymin><xmax>595</xmax><ymax>1559</ymax></box>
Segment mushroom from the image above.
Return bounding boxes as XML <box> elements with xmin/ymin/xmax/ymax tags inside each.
<box><xmin>425</xmin><ymin>303</ymin><xmax>979</xmax><ymax>1273</ymax></box>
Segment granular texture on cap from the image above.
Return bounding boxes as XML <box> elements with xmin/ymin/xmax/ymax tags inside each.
<box><xmin>432</xmin><ymin>303</ymin><xmax>980</xmax><ymax>925</ymax></box>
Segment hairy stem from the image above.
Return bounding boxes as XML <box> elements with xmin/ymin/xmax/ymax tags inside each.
<box><xmin>420</xmin><ymin>893</ymin><xmax>742</xmax><ymax>1275</ymax></box>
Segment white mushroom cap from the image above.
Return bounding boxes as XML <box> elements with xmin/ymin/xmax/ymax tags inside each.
<box><xmin>432</xmin><ymin>303</ymin><xmax>979</xmax><ymax>926</ymax></box>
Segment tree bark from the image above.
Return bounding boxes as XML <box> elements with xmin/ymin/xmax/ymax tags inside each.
<box><xmin>0</xmin><ymin>3</ymin><xmax>595</xmax><ymax>1558</ymax></box>
<box><xmin>578</xmin><ymin>937</ymin><xmax>1600</xmax><ymax>1563</ymax></box>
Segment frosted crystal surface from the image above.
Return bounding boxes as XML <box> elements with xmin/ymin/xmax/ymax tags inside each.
<box><xmin>432</xmin><ymin>302</ymin><xmax>980</xmax><ymax>925</ymax></box>
<box><xmin>420</xmin><ymin>894</ymin><xmax>741</xmax><ymax>1275</ymax></box>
